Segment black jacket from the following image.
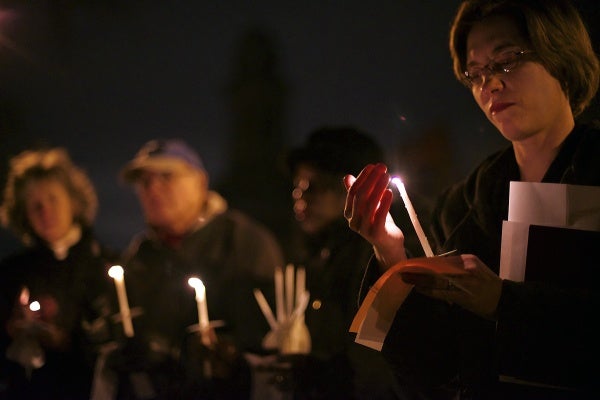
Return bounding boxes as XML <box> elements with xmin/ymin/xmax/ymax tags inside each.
<box><xmin>373</xmin><ymin>123</ymin><xmax>600</xmax><ymax>399</ymax></box>
<box><xmin>0</xmin><ymin>229</ymin><xmax>117</xmax><ymax>399</ymax></box>
<box><xmin>429</xmin><ymin>123</ymin><xmax>600</xmax><ymax>398</ymax></box>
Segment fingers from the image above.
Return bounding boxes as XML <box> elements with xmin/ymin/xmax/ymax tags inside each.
<box><xmin>404</xmin><ymin>254</ymin><xmax>501</xmax><ymax>319</ymax></box>
<box><xmin>372</xmin><ymin>186</ymin><xmax>393</xmax><ymax>233</ymax></box>
<box><xmin>408</xmin><ymin>276</ymin><xmax>471</xmax><ymax>307</ymax></box>
<box><xmin>400</xmin><ymin>272</ymin><xmax>435</xmax><ymax>287</ymax></box>
<box><xmin>343</xmin><ymin>174</ymin><xmax>355</xmax><ymax>191</ymax></box>
<box><xmin>401</xmin><ymin>273</ymin><xmax>462</xmax><ymax>292</ymax></box>
<box><xmin>401</xmin><ymin>266</ymin><xmax>475</xmax><ymax>304</ymax></box>
<box><xmin>344</xmin><ymin>163</ymin><xmax>389</xmax><ymax>233</ymax></box>
<box><xmin>344</xmin><ymin>164</ymin><xmax>377</xmax><ymax>220</ymax></box>
<box><xmin>460</xmin><ymin>254</ymin><xmax>498</xmax><ymax>280</ymax></box>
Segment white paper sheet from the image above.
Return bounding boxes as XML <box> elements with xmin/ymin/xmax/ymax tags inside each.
<box><xmin>500</xmin><ymin>182</ymin><xmax>600</xmax><ymax>281</ymax></box>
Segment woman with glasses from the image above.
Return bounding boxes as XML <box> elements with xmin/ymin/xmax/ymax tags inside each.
<box><xmin>343</xmin><ymin>0</ymin><xmax>599</xmax><ymax>398</ymax></box>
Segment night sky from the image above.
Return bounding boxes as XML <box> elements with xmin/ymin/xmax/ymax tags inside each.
<box><xmin>0</xmin><ymin>0</ymin><xmax>598</xmax><ymax>255</ymax></box>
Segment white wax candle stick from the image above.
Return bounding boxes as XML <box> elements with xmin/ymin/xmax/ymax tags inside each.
<box><xmin>188</xmin><ymin>277</ymin><xmax>211</xmax><ymax>346</ymax></box>
<box><xmin>198</xmin><ymin>285</ymin><xmax>210</xmax><ymax>329</ymax></box>
<box><xmin>290</xmin><ymin>290</ymin><xmax>310</xmax><ymax>322</ymax></box>
<box><xmin>285</xmin><ymin>264</ymin><xmax>295</xmax><ymax>317</ymax></box>
<box><xmin>253</xmin><ymin>289</ymin><xmax>278</xmax><ymax>330</ymax></box>
<box><xmin>275</xmin><ymin>266</ymin><xmax>284</xmax><ymax>323</ymax></box>
<box><xmin>295</xmin><ymin>267</ymin><xmax>305</xmax><ymax>307</ymax></box>
<box><xmin>188</xmin><ymin>277</ymin><xmax>209</xmax><ymax>328</ymax></box>
<box><xmin>108</xmin><ymin>265</ymin><xmax>134</xmax><ymax>337</ymax></box>
<box><xmin>391</xmin><ymin>177</ymin><xmax>434</xmax><ymax>257</ymax></box>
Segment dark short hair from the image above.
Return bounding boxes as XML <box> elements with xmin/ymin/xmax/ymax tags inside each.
<box><xmin>286</xmin><ymin>126</ymin><xmax>384</xmax><ymax>177</ymax></box>
<box><xmin>449</xmin><ymin>0</ymin><xmax>599</xmax><ymax>117</ymax></box>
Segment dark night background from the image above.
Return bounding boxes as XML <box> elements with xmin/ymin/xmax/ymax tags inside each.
<box><xmin>0</xmin><ymin>0</ymin><xmax>598</xmax><ymax>255</ymax></box>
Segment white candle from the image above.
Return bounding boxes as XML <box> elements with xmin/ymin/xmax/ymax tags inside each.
<box><xmin>253</xmin><ymin>288</ymin><xmax>277</xmax><ymax>330</ymax></box>
<box><xmin>295</xmin><ymin>266</ymin><xmax>305</xmax><ymax>306</ymax></box>
<box><xmin>275</xmin><ymin>266</ymin><xmax>284</xmax><ymax>323</ymax></box>
<box><xmin>285</xmin><ymin>264</ymin><xmax>294</xmax><ymax>317</ymax></box>
<box><xmin>391</xmin><ymin>177</ymin><xmax>434</xmax><ymax>257</ymax></box>
<box><xmin>108</xmin><ymin>265</ymin><xmax>134</xmax><ymax>337</ymax></box>
<box><xmin>188</xmin><ymin>283</ymin><xmax>213</xmax><ymax>378</ymax></box>
<box><xmin>188</xmin><ymin>277</ymin><xmax>209</xmax><ymax>329</ymax></box>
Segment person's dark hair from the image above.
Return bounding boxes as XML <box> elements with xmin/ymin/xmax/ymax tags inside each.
<box><xmin>449</xmin><ymin>0</ymin><xmax>599</xmax><ymax>117</ymax></box>
<box><xmin>286</xmin><ymin>126</ymin><xmax>384</xmax><ymax>178</ymax></box>
<box><xmin>1</xmin><ymin>147</ymin><xmax>98</xmax><ymax>244</ymax></box>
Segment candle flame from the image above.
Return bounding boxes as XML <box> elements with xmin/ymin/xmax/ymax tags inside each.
<box><xmin>108</xmin><ymin>265</ymin><xmax>124</xmax><ymax>279</ymax></box>
<box><xmin>391</xmin><ymin>176</ymin><xmax>403</xmax><ymax>188</ymax></box>
<box><xmin>29</xmin><ymin>301</ymin><xmax>40</xmax><ymax>312</ymax></box>
<box><xmin>188</xmin><ymin>277</ymin><xmax>205</xmax><ymax>300</ymax></box>
<box><xmin>187</xmin><ymin>277</ymin><xmax>202</xmax><ymax>289</ymax></box>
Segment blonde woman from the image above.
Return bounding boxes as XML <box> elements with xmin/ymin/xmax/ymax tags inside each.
<box><xmin>0</xmin><ymin>148</ymin><xmax>117</xmax><ymax>399</ymax></box>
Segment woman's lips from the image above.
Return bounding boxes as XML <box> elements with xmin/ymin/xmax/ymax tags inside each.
<box><xmin>490</xmin><ymin>102</ymin><xmax>513</xmax><ymax>115</ymax></box>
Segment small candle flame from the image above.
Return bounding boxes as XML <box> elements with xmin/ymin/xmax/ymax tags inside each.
<box><xmin>391</xmin><ymin>176</ymin><xmax>403</xmax><ymax>187</ymax></box>
<box><xmin>108</xmin><ymin>265</ymin><xmax>124</xmax><ymax>279</ymax></box>
<box><xmin>29</xmin><ymin>301</ymin><xmax>41</xmax><ymax>312</ymax></box>
<box><xmin>188</xmin><ymin>277</ymin><xmax>205</xmax><ymax>299</ymax></box>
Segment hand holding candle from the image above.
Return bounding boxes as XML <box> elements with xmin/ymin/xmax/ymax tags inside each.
<box><xmin>254</xmin><ymin>264</ymin><xmax>311</xmax><ymax>354</ymax></box>
<box><xmin>108</xmin><ymin>265</ymin><xmax>134</xmax><ymax>337</ymax></box>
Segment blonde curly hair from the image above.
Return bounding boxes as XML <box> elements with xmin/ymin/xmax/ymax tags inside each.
<box><xmin>1</xmin><ymin>147</ymin><xmax>98</xmax><ymax>245</ymax></box>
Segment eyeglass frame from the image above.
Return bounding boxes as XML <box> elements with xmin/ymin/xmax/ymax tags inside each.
<box><xmin>462</xmin><ymin>49</ymin><xmax>534</xmax><ymax>87</ymax></box>
<box><xmin>133</xmin><ymin>169</ymin><xmax>196</xmax><ymax>190</ymax></box>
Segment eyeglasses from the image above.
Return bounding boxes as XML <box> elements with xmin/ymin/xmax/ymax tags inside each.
<box><xmin>135</xmin><ymin>170</ymin><xmax>191</xmax><ymax>189</ymax></box>
<box><xmin>463</xmin><ymin>50</ymin><xmax>533</xmax><ymax>87</ymax></box>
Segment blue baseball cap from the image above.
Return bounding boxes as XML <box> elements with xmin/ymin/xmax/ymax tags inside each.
<box><xmin>120</xmin><ymin>139</ymin><xmax>204</xmax><ymax>183</ymax></box>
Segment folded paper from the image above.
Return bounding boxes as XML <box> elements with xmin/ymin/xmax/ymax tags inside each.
<box><xmin>350</xmin><ymin>256</ymin><xmax>466</xmax><ymax>351</ymax></box>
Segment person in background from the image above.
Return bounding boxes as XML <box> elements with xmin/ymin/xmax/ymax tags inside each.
<box><xmin>281</xmin><ymin>126</ymin><xmax>404</xmax><ymax>399</ymax></box>
<box><xmin>344</xmin><ymin>0</ymin><xmax>599</xmax><ymax>399</ymax></box>
<box><xmin>0</xmin><ymin>147</ymin><xmax>117</xmax><ymax>399</ymax></box>
<box><xmin>111</xmin><ymin>138</ymin><xmax>284</xmax><ymax>399</ymax></box>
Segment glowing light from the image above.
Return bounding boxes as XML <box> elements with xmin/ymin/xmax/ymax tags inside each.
<box><xmin>29</xmin><ymin>301</ymin><xmax>40</xmax><ymax>312</ymax></box>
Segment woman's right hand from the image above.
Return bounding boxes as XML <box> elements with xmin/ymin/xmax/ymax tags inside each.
<box><xmin>343</xmin><ymin>163</ymin><xmax>407</xmax><ymax>271</ymax></box>
<box><xmin>6</xmin><ymin>293</ymin><xmax>68</xmax><ymax>350</ymax></box>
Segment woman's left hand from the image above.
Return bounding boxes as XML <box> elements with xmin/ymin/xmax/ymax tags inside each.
<box><xmin>401</xmin><ymin>254</ymin><xmax>502</xmax><ymax>320</ymax></box>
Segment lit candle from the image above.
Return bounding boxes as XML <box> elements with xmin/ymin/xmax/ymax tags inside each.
<box><xmin>108</xmin><ymin>265</ymin><xmax>134</xmax><ymax>337</ymax></box>
<box><xmin>188</xmin><ymin>277</ymin><xmax>211</xmax><ymax>346</ymax></box>
<box><xmin>391</xmin><ymin>177</ymin><xmax>434</xmax><ymax>257</ymax></box>
<box><xmin>188</xmin><ymin>277</ymin><xmax>209</xmax><ymax>330</ymax></box>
